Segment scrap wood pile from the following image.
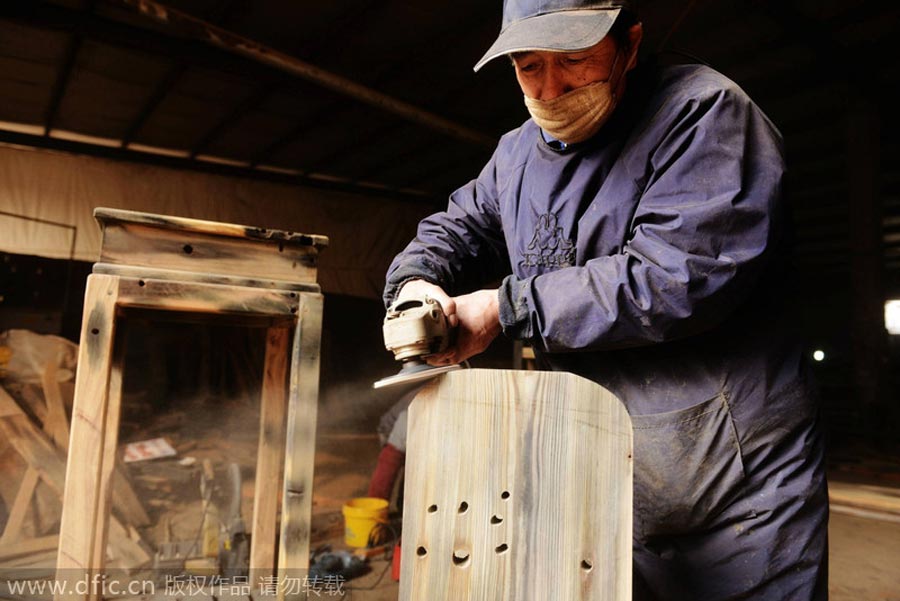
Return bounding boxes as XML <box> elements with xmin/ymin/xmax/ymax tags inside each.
<box><xmin>0</xmin><ymin>329</ymin><xmax>152</xmax><ymax>578</ymax></box>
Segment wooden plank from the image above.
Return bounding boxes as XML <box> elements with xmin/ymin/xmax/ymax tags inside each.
<box><xmin>277</xmin><ymin>293</ymin><xmax>323</xmax><ymax>600</ymax></box>
<box><xmin>18</xmin><ymin>384</ymin><xmax>49</xmax><ymax>424</ymax></box>
<box><xmin>0</xmin><ymin>385</ymin><xmax>149</xmax><ymax>531</ymax></box>
<box><xmin>829</xmin><ymin>480</ymin><xmax>900</xmax><ymax>517</ymax></box>
<box><xmin>104</xmin><ymin>517</ymin><xmax>151</xmax><ymax>573</ymax></box>
<box><xmin>56</xmin><ymin>274</ymin><xmax>119</xmax><ymax>599</ymax></box>
<box><xmin>42</xmin><ymin>361</ymin><xmax>71</xmax><ymax>451</ymax></box>
<box><xmin>249</xmin><ymin>326</ymin><xmax>289</xmax><ymax>581</ymax></box>
<box><xmin>112</xmin><ymin>461</ymin><xmax>151</xmax><ymax>528</ymax></box>
<box><xmin>93</xmin><ymin>263</ymin><xmax>321</xmax><ymax>293</ymax></box>
<box><xmin>0</xmin><ymin>414</ymin><xmax>68</xmax><ymax>498</ymax></box>
<box><xmin>115</xmin><ymin>278</ymin><xmax>299</xmax><ymax>318</ymax></box>
<box><xmin>0</xmin><ymin>384</ymin><xmax>24</xmax><ymax>418</ymax></box>
<box><xmin>93</xmin><ymin>207</ymin><xmax>328</xmax><ymax>248</ymax></box>
<box><xmin>98</xmin><ymin>221</ymin><xmax>320</xmax><ymax>284</ymax></box>
<box><xmin>0</xmin><ymin>534</ymin><xmax>59</xmax><ymax>562</ymax></box>
<box><xmin>400</xmin><ymin>370</ymin><xmax>633</xmax><ymax>601</ymax></box>
<box><xmin>830</xmin><ymin>503</ymin><xmax>900</xmax><ymax>524</ymax></box>
<box><xmin>2</xmin><ymin>550</ymin><xmax>59</xmax><ymax>572</ymax></box>
<box><xmin>0</xmin><ymin>467</ymin><xmax>40</xmax><ymax>544</ymax></box>
<box><xmin>89</xmin><ymin>331</ymin><xmax>126</xmax><ymax>593</ymax></box>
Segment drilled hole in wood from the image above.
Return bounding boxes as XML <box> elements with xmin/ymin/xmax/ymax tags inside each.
<box><xmin>182</xmin><ymin>244</ymin><xmax>193</xmax><ymax>254</ymax></box>
<box><xmin>581</xmin><ymin>559</ymin><xmax>593</xmax><ymax>572</ymax></box>
<box><xmin>501</xmin><ymin>491</ymin><xmax>510</xmax><ymax>500</ymax></box>
<box><xmin>90</xmin><ymin>328</ymin><xmax>99</xmax><ymax>335</ymax></box>
<box><xmin>427</xmin><ymin>504</ymin><xmax>438</xmax><ymax>513</ymax></box>
<box><xmin>290</xmin><ymin>307</ymin><xmax>298</xmax><ymax>314</ymax></box>
<box><xmin>452</xmin><ymin>550</ymin><xmax>470</xmax><ymax>567</ymax></box>
<box><xmin>417</xmin><ymin>546</ymin><xmax>427</xmax><ymax>557</ymax></box>
<box><xmin>495</xmin><ymin>543</ymin><xmax>509</xmax><ymax>554</ymax></box>
<box><xmin>138</xmin><ymin>280</ymin><xmax>145</xmax><ymax>287</ymax></box>
<box><xmin>491</xmin><ymin>515</ymin><xmax>503</xmax><ymax>525</ymax></box>
<box><xmin>290</xmin><ymin>292</ymin><xmax>297</xmax><ymax>298</ymax></box>
<box><xmin>458</xmin><ymin>501</ymin><xmax>469</xmax><ymax>514</ymax></box>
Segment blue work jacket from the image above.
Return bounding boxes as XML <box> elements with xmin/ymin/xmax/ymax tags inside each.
<box><xmin>385</xmin><ymin>63</ymin><xmax>828</xmax><ymax>599</ymax></box>
<box><xmin>386</xmin><ymin>63</ymin><xmax>807</xmax><ymax>419</ymax></box>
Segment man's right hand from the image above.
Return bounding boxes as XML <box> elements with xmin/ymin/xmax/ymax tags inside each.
<box><xmin>395</xmin><ymin>280</ymin><xmax>459</xmax><ymax>329</ymax></box>
<box><xmin>396</xmin><ymin>280</ymin><xmax>501</xmax><ymax>366</ymax></box>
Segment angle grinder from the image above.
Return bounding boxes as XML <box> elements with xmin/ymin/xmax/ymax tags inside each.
<box><xmin>373</xmin><ymin>296</ymin><xmax>461</xmax><ymax>389</ymax></box>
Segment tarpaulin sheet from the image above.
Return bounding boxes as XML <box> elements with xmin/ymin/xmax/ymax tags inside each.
<box><xmin>0</xmin><ymin>145</ymin><xmax>432</xmax><ymax>299</ymax></box>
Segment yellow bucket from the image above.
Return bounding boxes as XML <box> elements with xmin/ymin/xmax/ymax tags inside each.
<box><xmin>342</xmin><ymin>497</ymin><xmax>389</xmax><ymax>548</ymax></box>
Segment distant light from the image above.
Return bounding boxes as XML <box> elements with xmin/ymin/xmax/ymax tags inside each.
<box><xmin>887</xmin><ymin>300</ymin><xmax>900</xmax><ymax>335</ymax></box>
<box><xmin>813</xmin><ymin>350</ymin><xmax>825</xmax><ymax>362</ymax></box>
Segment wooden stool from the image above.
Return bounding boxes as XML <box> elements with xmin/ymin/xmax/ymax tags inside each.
<box><xmin>54</xmin><ymin>208</ymin><xmax>328</xmax><ymax>600</ymax></box>
<box><xmin>401</xmin><ymin>369</ymin><xmax>633</xmax><ymax>601</ymax></box>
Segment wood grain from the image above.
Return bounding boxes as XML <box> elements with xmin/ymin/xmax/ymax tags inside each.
<box><xmin>93</xmin><ymin>263</ymin><xmax>321</xmax><ymax>293</ymax></box>
<box><xmin>115</xmin><ymin>278</ymin><xmax>300</xmax><ymax>319</ymax></box>
<box><xmin>98</xmin><ymin>219</ymin><xmax>321</xmax><ymax>284</ymax></box>
<box><xmin>0</xmin><ymin>467</ymin><xmax>40</xmax><ymax>544</ymax></box>
<box><xmin>0</xmin><ymin>534</ymin><xmax>59</xmax><ymax>562</ymax></box>
<box><xmin>250</xmin><ymin>326</ymin><xmax>289</xmax><ymax>580</ymax></box>
<box><xmin>53</xmin><ymin>211</ymin><xmax>327</xmax><ymax>598</ymax></box>
<box><xmin>400</xmin><ymin>369</ymin><xmax>633</xmax><ymax>601</ymax></box>
<box><xmin>93</xmin><ymin>207</ymin><xmax>329</xmax><ymax>247</ymax></box>
<box><xmin>56</xmin><ymin>274</ymin><xmax>119</xmax><ymax>598</ymax></box>
<box><xmin>277</xmin><ymin>293</ymin><xmax>323</xmax><ymax>600</ymax></box>
<box><xmin>830</xmin><ymin>480</ymin><xmax>900</xmax><ymax>518</ymax></box>
<box><xmin>41</xmin><ymin>361</ymin><xmax>70</xmax><ymax>451</ymax></box>
<box><xmin>88</xmin><ymin>329</ymin><xmax>126</xmax><ymax>591</ymax></box>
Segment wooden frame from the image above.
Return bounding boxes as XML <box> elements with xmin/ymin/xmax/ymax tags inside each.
<box><xmin>54</xmin><ymin>209</ymin><xmax>327</xmax><ymax>601</ymax></box>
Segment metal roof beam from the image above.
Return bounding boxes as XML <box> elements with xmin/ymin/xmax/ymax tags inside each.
<box><xmin>120</xmin><ymin>63</ymin><xmax>186</xmax><ymax>147</ymax></box>
<box><xmin>112</xmin><ymin>0</ymin><xmax>496</xmax><ymax>150</ymax></box>
<box><xmin>42</xmin><ymin>1</ymin><xmax>97</xmax><ymax>135</ymax></box>
<box><xmin>120</xmin><ymin>1</ymin><xmax>234</xmax><ymax>148</ymax></box>
<box><xmin>189</xmin><ymin>84</ymin><xmax>275</xmax><ymax>159</ymax></box>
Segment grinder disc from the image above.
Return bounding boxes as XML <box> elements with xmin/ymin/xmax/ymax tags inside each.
<box><xmin>373</xmin><ymin>362</ymin><xmax>461</xmax><ymax>389</ymax></box>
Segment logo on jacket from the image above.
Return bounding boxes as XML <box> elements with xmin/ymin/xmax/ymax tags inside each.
<box><xmin>522</xmin><ymin>213</ymin><xmax>575</xmax><ymax>269</ymax></box>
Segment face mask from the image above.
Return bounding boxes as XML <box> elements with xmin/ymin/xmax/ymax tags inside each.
<box><xmin>523</xmin><ymin>49</ymin><xmax>629</xmax><ymax>145</ymax></box>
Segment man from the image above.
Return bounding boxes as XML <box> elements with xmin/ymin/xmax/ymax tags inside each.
<box><xmin>383</xmin><ymin>0</ymin><xmax>827</xmax><ymax>598</ymax></box>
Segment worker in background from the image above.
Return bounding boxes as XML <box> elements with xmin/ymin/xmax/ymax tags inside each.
<box><xmin>367</xmin><ymin>389</ymin><xmax>416</xmax><ymax>502</ymax></box>
<box><xmin>382</xmin><ymin>0</ymin><xmax>827</xmax><ymax>598</ymax></box>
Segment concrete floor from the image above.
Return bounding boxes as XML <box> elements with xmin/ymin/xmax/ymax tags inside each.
<box><xmin>829</xmin><ymin>511</ymin><xmax>900</xmax><ymax>601</ymax></box>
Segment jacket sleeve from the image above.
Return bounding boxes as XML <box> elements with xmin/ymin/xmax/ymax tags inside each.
<box><xmin>499</xmin><ymin>83</ymin><xmax>786</xmax><ymax>351</ymax></box>
<box><xmin>383</xmin><ymin>153</ymin><xmax>510</xmax><ymax>308</ymax></box>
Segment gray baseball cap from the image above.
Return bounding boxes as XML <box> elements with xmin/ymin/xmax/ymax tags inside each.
<box><xmin>474</xmin><ymin>0</ymin><xmax>633</xmax><ymax>71</ymax></box>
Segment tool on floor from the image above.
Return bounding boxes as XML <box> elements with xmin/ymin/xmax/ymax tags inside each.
<box><xmin>152</xmin><ymin>461</ymin><xmax>249</xmax><ymax>578</ymax></box>
<box><xmin>309</xmin><ymin>546</ymin><xmax>369</xmax><ymax>581</ymax></box>
<box><xmin>374</xmin><ymin>296</ymin><xmax>461</xmax><ymax>389</ymax></box>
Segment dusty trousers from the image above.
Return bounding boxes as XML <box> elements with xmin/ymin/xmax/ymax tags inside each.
<box><xmin>630</xmin><ymin>382</ymin><xmax>828</xmax><ymax>600</ymax></box>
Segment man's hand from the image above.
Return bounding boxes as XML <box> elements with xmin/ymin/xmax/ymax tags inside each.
<box><xmin>396</xmin><ymin>279</ymin><xmax>458</xmax><ymax>328</ymax></box>
<box><xmin>395</xmin><ymin>280</ymin><xmax>501</xmax><ymax>365</ymax></box>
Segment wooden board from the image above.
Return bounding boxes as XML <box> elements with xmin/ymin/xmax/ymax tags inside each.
<box><xmin>95</xmin><ymin>209</ymin><xmax>325</xmax><ymax>285</ymax></box>
<box><xmin>400</xmin><ymin>369</ymin><xmax>633</xmax><ymax>601</ymax></box>
<box><xmin>56</xmin><ymin>274</ymin><xmax>119</xmax><ymax>598</ymax></box>
<box><xmin>115</xmin><ymin>278</ymin><xmax>300</xmax><ymax>319</ymax></box>
<box><xmin>0</xmin><ymin>467</ymin><xmax>40</xmax><ymax>544</ymax></box>
<box><xmin>830</xmin><ymin>480</ymin><xmax>900</xmax><ymax>519</ymax></box>
<box><xmin>249</xmin><ymin>326</ymin><xmax>289</xmax><ymax>579</ymax></box>
<box><xmin>277</xmin><ymin>293</ymin><xmax>323</xmax><ymax>599</ymax></box>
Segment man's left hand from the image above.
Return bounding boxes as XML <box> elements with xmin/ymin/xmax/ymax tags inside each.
<box><xmin>428</xmin><ymin>289</ymin><xmax>501</xmax><ymax>365</ymax></box>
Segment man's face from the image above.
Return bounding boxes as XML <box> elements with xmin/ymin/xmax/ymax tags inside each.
<box><xmin>511</xmin><ymin>23</ymin><xmax>643</xmax><ymax>101</ymax></box>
